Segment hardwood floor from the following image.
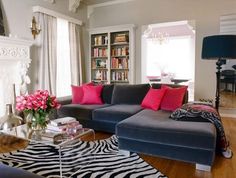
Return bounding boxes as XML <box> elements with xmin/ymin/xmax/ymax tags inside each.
<box><xmin>0</xmin><ymin>117</ymin><xmax>235</xmax><ymax>178</ymax></box>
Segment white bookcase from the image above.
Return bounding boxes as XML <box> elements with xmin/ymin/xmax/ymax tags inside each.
<box><xmin>89</xmin><ymin>24</ymin><xmax>135</xmax><ymax>84</ymax></box>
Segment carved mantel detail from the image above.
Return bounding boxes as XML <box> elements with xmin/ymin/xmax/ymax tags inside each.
<box><xmin>0</xmin><ymin>47</ymin><xmax>29</xmax><ymax>59</ymax></box>
<box><xmin>0</xmin><ymin>36</ymin><xmax>33</xmax><ymax>116</ymax></box>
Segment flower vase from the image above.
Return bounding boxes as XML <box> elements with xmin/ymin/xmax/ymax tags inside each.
<box><xmin>27</xmin><ymin>113</ymin><xmax>48</xmax><ymax>131</ymax></box>
<box><xmin>26</xmin><ymin>113</ymin><xmax>48</xmax><ymax>141</ymax></box>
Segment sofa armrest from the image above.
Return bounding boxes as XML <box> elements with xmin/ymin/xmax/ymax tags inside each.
<box><xmin>57</xmin><ymin>96</ymin><xmax>72</xmax><ymax>105</ymax></box>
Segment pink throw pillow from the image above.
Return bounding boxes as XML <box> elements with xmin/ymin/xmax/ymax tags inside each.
<box><xmin>81</xmin><ymin>85</ymin><xmax>103</xmax><ymax>104</ymax></box>
<box><xmin>160</xmin><ymin>85</ymin><xmax>188</xmax><ymax>111</ymax></box>
<box><xmin>71</xmin><ymin>82</ymin><xmax>94</xmax><ymax>104</ymax></box>
<box><xmin>141</xmin><ymin>88</ymin><xmax>167</xmax><ymax>111</ymax></box>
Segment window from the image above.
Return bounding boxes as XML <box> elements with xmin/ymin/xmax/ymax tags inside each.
<box><xmin>56</xmin><ymin>18</ymin><xmax>72</xmax><ymax>97</ymax></box>
<box><xmin>141</xmin><ymin>21</ymin><xmax>195</xmax><ymax>101</ymax></box>
<box><xmin>145</xmin><ymin>36</ymin><xmax>194</xmax><ymax>79</ymax></box>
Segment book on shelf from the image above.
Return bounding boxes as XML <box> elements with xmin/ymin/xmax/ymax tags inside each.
<box><xmin>111</xmin><ymin>46</ymin><xmax>129</xmax><ymax>56</ymax></box>
<box><xmin>93</xmin><ymin>48</ymin><xmax>107</xmax><ymax>57</ymax></box>
<box><xmin>111</xmin><ymin>58</ymin><xmax>129</xmax><ymax>69</ymax></box>
<box><xmin>94</xmin><ymin>70</ymin><xmax>107</xmax><ymax>80</ymax></box>
<box><xmin>93</xmin><ymin>35</ymin><xmax>108</xmax><ymax>46</ymax></box>
<box><xmin>111</xmin><ymin>71</ymin><xmax>128</xmax><ymax>81</ymax></box>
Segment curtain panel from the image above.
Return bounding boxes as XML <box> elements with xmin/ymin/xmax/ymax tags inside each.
<box><xmin>68</xmin><ymin>22</ymin><xmax>82</xmax><ymax>86</ymax></box>
<box><xmin>36</xmin><ymin>12</ymin><xmax>57</xmax><ymax>95</ymax></box>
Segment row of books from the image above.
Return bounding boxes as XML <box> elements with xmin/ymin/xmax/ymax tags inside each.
<box><xmin>93</xmin><ymin>35</ymin><xmax>108</xmax><ymax>46</ymax></box>
<box><xmin>111</xmin><ymin>47</ymin><xmax>129</xmax><ymax>56</ymax></box>
<box><xmin>93</xmin><ymin>70</ymin><xmax>107</xmax><ymax>81</ymax></box>
<box><xmin>111</xmin><ymin>71</ymin><xmax>129</xmax><ymax>81</ymax></box>
<box><xmin>93</xmin><ymin>48</ymin><xmax>108</xmax><ymax>57</ymax></box>
<box><xmin>111</xmin><ymin>58</ymin><xmax>129</xmax><ymax>69</ymax></box>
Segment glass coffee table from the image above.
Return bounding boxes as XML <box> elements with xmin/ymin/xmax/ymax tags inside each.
<box><xmin>1</xmin><ymin>124</ymin><xmax>95</xmax><ymax>178</ymax></box>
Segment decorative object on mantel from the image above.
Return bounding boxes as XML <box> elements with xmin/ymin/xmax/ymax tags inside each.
<box><xmin>16</xmin><ymin>90</ymin><xmax>61</xmax><ymax>132</ymax></box>
<box><xmin>30</xmin><ymin>16</ymin><xmax>41</xmax><ymax>39</ymax></box>
<box><xmin>0</xmin><ymin>104</ymin><xmax>23</xmax><ymax>131</ymax></box>
<box><xmin>202</xmin><ymin>35</ymin><xmax>236</xmax><ymax>111</ymax></box>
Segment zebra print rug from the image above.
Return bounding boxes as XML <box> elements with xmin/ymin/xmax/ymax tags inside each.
<box><xmin>0</xmin><ymin>135</ymin><xmax>167</xmax><ymax>178</ymax></box>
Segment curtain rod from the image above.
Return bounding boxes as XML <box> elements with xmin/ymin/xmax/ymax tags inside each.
<box><xmin>32</xmin><ymin>6</ymin><xmax>82</xmax><ymax>25</ymax></box>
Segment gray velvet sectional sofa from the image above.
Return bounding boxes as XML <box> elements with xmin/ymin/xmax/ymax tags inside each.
<box><xmin>57</xmin><ymin>83</ymin><xmax>216</xmax><ymax>171</ymax></box>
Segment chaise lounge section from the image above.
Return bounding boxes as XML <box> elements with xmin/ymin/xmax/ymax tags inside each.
<box><xmin>116</xmin><ymin>109</ymin><xmax>216</xmax><ymax>171</ymax></box>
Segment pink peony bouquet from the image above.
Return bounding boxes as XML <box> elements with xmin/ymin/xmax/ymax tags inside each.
<box><xmin>16</xmin><ymin>90</ymin><xmax>61</xmax><ymax>129</ymax></box>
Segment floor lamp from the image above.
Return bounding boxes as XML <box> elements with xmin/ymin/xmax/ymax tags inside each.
<box><xmin>202</xmin><ymin>35</ymin><xmax>236</xmax><ymax>111</ymax></box>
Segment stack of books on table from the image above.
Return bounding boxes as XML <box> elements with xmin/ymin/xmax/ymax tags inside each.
<box><xmin>47</xmin><ymin>117</ymin><xmax>82</xmax><ymax>132</ymax></box>
<box><xmin>41</xmin><ymin>117</ymin><xmax>83</xmax><ymax>143</ymax></box>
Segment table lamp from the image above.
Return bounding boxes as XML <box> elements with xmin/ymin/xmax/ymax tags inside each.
<box><xmin>202</xmin><ymin>35</ymin><xmax>236</xmax><ymax>111</ymax></box>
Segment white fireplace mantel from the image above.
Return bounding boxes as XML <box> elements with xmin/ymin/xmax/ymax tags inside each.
<box><xmin>0</xmin><ymin>36</ymin><xmax>33</xmax><ymax>116</ymax></box>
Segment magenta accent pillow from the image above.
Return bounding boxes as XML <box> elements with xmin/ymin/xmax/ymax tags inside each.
<box><xmin>160</xmin><ymin>85</ymin><xmax>188</xmax><ymax>111</ymax></box>
<box><xmin>71</xmin><ymin>82</ymin><xmax>94</xmax><ymax>104</ymax></box>
<box><xmin>81</xmin><ymin>85</ymin><xmax>104</xmax><ymax>104</ymax></box>
<box><xmin>141</xmin><ymin>88</ymin><xmax>167</xmax><ymax>111</ymax></box>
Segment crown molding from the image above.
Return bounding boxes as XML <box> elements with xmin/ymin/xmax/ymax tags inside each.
<box><xmin>69</xmin><ymin>0</ymin><xmax>82</xmax><ymax>13</ymax></box>
<box><xmin>87</xmin><ymin>0</ymin><xmax>137</xmax><ymax>18</ymax></box>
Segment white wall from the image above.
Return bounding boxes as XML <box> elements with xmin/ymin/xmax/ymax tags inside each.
<box><xmin>1</xmin><ymin>0</ymin><xmax>88</xmax><ymax>92</ymax></box>
<box><xmin>88</xmin><ymin>0</ymin><xmax>236</xmax><ymax>101</ymax></box>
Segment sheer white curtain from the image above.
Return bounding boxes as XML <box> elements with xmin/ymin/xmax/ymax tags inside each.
<box><xmin>36</xmin><ymin>12</ymin><xmax>57</xmax><ymax>95</ymax></box>
<box><xmin>56</xmin><ymin>18</ymin><xmax>71</xmax><ymax>97</ymax></box>
<box><xmin>68</xmin><ymin>22</ymin><xmax>82</xmax><ymax>86</ymax></box>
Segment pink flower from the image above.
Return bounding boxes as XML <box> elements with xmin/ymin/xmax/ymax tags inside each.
<box><xmin>16</xmin><ymin>90</ymin><xmax>60</xmax><ymax>112</ymax></box>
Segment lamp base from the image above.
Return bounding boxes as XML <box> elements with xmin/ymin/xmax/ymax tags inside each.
<box><xmin>215</xmin><ymin>58</ymin><xmax>226</xmax><ymax>111</ymax></box>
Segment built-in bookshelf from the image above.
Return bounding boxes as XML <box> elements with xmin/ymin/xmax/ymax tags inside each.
<box><xmin>91</xmin><ymin>33</ymin><xmax>108</xmax><ymax>83</ymax></box>
<box><xmin>89</xmin><ymin>25</ymin><xmax>135</xmax><ymax>84</ymax></box>
<box><xmin>110</xmin><ymin>31</ymin><xmax>129</xmax><ymax>83</ymax></box>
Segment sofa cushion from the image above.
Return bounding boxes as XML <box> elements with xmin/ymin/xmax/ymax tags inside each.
<box><xmin>152</xmin><ymin>83</ymin><xmax>188</xmax><ymax>104</ymax></box>
<box><xmin>141</xmin><ymin>88</ymin><xmax>167</xmax><ymax>110</ymax></box>
<box><xmin>92</xmin><ymin>104</ymin><xmax>143</xmax><ymax>123</ymax></box>
<box><xmin>111</xmin><ymin>84</ymin><xmax>150</xmax><ymax>104</ymax></box>
<box><xmin>0</xmin><ymin>163</ymin><xmax>43</xmax><ymax>178</ymax></box>
<box><xmin>101</xmin><ymin>84</ymin><xmax>114</xmax><ymax>104</ymax></box>
<box><xmin>116</xmin><ymin>109</ymin><xmax>216</xmax><ymax>150</ymax></box>
<box><xmin>81</xmin><ymin>85</ymin><xmax>103</xmax><ymax>104</ymax></box>
<box><xmin>71</xmin><ymin>82</ymin><xmax>94</xmax><ymax>104</ymax></box>
<box><xmin>160</xmin><ymin>85</ymin><xmax>188</xmax><ymax>111</ymax></box>
<box><xmin>57</xmin><ymin>104</ymin><xmax>110</xmax><ymax>120</ymax></box>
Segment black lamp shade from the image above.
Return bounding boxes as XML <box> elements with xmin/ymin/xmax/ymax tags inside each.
<box><xmin>202</xmin><ymin>35</ymin><xmax>236</xmax><ymax>60</ymax></box>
